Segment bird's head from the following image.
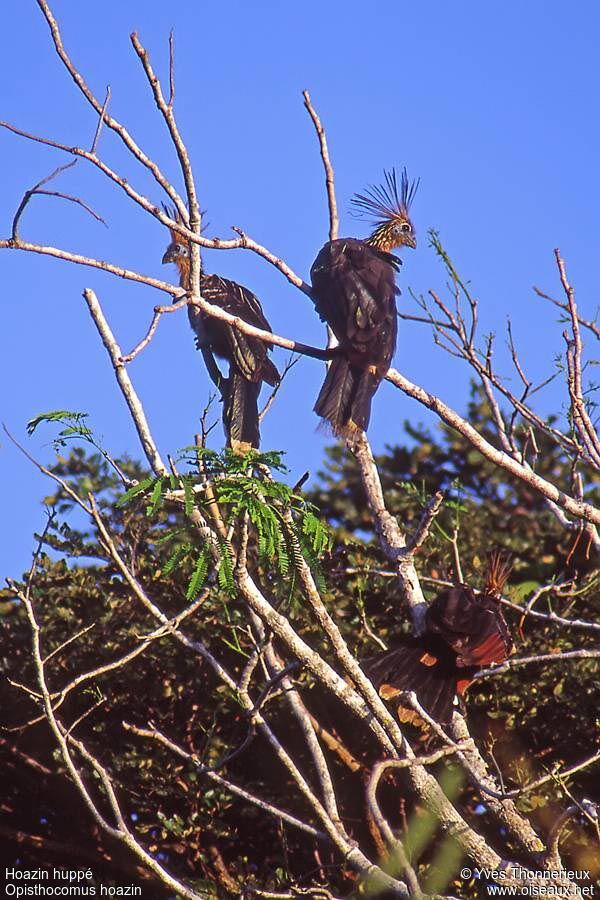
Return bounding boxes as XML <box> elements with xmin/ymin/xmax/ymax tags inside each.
<box><xmin>351</xmin><ymin>168</ymin><xmax>418</xmax><ymax>252</ymax></box>
<box><xmin>162</xmin><ymin>238</ymin><xmax>189</xmax><ymax>265</ymax></box>
<box><xmin>161</xmin><ymin>203</ymin><xmax>193</xmax><ymax>283</ymax></box>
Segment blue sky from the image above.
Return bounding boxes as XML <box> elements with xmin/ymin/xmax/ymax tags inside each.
<box><xmin>1</xmin><ymin>1</ymin><xmax>599</xmax><ymax>577</ymax></box>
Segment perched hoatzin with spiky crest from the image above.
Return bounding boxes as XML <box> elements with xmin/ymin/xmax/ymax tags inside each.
<box><xmin>162</xmin><ymin>207</ymin><xmax>279</xmax><ymax>451</ymax></box>
<box><xmin>310</xmin><ymin>168</ymin><xmax>418</xmax><ymax>435</ymax></box>
<box><xmin>362</xmin><ymin>554</ymin><xmax>514</xmax><ymax>725</ymax></box>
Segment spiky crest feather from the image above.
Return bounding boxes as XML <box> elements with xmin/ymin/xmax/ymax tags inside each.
<box><xmin>484</xmin><ymin>550</ymin><xmax>513</xmax><ymax>599</ymax></box>
<box><xmin>162</xmin><ymin>202</ymin><xmax>188</xmax><ymax>247</ymax></box>
<box><xmin>350</xmin><ymin>167</ymin><xmax>419</xmax><ymax>227</ymax></box>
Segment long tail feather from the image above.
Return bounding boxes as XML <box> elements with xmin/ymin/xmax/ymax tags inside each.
<box><xmin>314</xmin><ymin>357</ymin><xmax>379</xmax><ymax>434</ymax></box>
<box><xmin>362</xmin><ymin>643</ymin><xmax>458</xmax><ymax>723</ymax></box>
<box><xmin>223</xmin><ymin>370</ymin><xmax>261</xmax><ymax>451</ymax></box>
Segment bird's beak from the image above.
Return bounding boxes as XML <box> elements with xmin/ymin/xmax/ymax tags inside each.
<box><xmin>162</xmin><ymin>247</ymin><xmax>175</xmax><ymax>264</ymax></box>
<box><xmin>406</xmin><ymin>235</ymin><xmax>417</xmax><ymax>250</ymax></box>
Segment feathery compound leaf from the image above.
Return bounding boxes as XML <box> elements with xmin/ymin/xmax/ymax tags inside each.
<box><xmin>302</xmin><ymin>510</ymin><xmax>331</xmax><ymax>554</ymax></box>
<box><xmin>154</xmin><ymin>527</ymin><xmax>186</xmax><ymax>548</ymax></box>
<box><xmin>186</xmin><ymin>548</ymin><xmax>210</xmax><ymax>600</ymax></box>
<box><xmin>134</xmin><ymin>443</ymin><xmax>330</xmax><ymax>596</ymax></box>
<box><xmin>277</xmin><ymin>536</ymin><xmax>290</xmax><ymax>576</ymax></box>
<box><xmin>182</xmin><ymin>476</ymin><xmax>196</xmax><ymax>517</ymax></box>
<box><xmin>26</xmin><ymin>410</ymin><xmax>90</xmax><ymax>436</ymax></box>
<box><xmin>146</xmin><ymin>478</ymin><xmax>166</xmax><ymax>516</ymax></box>
<box><xmin>217</xmin><ymin>538</ymin><xmax>236</xmax><ymax>597</ymax></box>
<box><xmin>116</xmin><ymin>475</ymin><xmax>158</xmax><ymax>507</ymax></box>
<box><xmin>298</xmin><ymin>535</ymin><xmax>327</xmax><ymax>594</ymax></box>
<box><xmin>26</xmin><ymin>409</ymin><xmax>100</xmax><ymax>453</ymax></box>
<box><xmin>164</xmin><ymin>542</ymin><xmax>193</xmax><ymax>575</ymax></box>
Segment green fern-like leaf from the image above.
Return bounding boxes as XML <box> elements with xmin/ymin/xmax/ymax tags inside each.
<box><xmin>182</xmin><ymin>476</ymin><xmax>196</xmax><ymax>517</ymax></box>
<box><xmin>186</xmin><ymin>549</ymin><xmax>210</xmax><ymax>600</ymax></box>
<box><xmin>146</xmin><ymin>478</ymin><xmax>165</xmax><ymax>516</ymax></box>
<box><xmin>27</xmin><ymin>410</ymin><xmax>89</xmax><ymax>436</ymax></box>
<box><xmin>217</xmin><ymin>539</ymin><xmax>236</xmax><ymax>597</ymax></box>
<box><xmin>116</xmin><ymin>475</ymin><xmax>157</xmax><ymax>508</ymax></box>
<box><xmin>164</xmin><ymin>542</ymin><xmax>193</xmax><ymax>575</ymax></box>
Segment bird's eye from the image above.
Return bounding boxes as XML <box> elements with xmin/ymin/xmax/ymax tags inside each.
<box><xmin>392</xmin><ymin>222</ymin><xmax>412</xmax><ymax>236</ymax></box>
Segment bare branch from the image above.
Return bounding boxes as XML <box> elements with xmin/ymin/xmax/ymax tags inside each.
<box><xmin>303</xmin><ymin>90</ymin><xmax>339</xmax><ymax>242</ymax></box>
<box><xmin>386</xmin><ymin>367</ymin><xmax>600</xmax><ymax>529</ymax></box>
<box><xmin>83</xmin><ymin>288</ymin><xmax>167</xmax><ymax>476</ymax></box>
<box><xmin>405</xmin><ymin>491</ymin><xmax>445</xmax><ymax>555</ymax></box>
<box><xmin>12</xmin><ymin>557</ymin><xmax>200</xmax><ymax>897</ymax></box>
<box><xmin>42</xmin><ymin>623</ymin><xmax>95</xmax><ymax>665</ymax></box>
<box><xmin>120</xmin><ymin>298</ymin><xmax>189</xmax><ymax>362</ymax></box>
<box><xmin>129</xmin><ymin>31</ymin><xmax>201</xmax><ymax>244</ymax></box>
<box><xmin>123</xmin><ymin>721</ymin><xmax>328</xmax><ymax>841</ymax></box>
<box><xmin>473</xmin><ymin>647</ymin><xmax>600</xmax><ymax>680</ymax></box>
<box><xmin>0</xmin><ymin>234</ymin><xmax>182</xmax><ymax>293</ymax></box>
<box><xmin>556</xmin><ymin>248</ymin><xmax>600</xmax><ymax>466</ymax></box>
<box><xmin>546</xmin><ymin>799</ymin><xmax>599</xmax><ymax>869</ymax></box>
<box><xmin>0</xmin><ymin>120</ymin><xmax>312</xmax><ymax>294</ymax></box>
<box><xmin>90</xmin><ymin>85</ymin><xmax>111</xmax><ymax>153</ymax></box>
<box><xmin>534</xmin><ymin>285</ymin><xmax>600</xmax><ymax>341</ymax></box>
<box><xmin>11</xmin><ymin>161</ymin><xmax>105</xmax><ymax>240</ymax></box>
<box><xmin>34</xmin><ymin>0</ymin><xmax>188</xmax><ymax>218</ymax></box>
<box><xmin>168</xmin><ymin>32</ymin><xmax>175</xmax><ymax>109</ymax></box>
<box><xmin>500</xmin><ymin>595</ymin><xmax>600</xmax><ymax>634</ymax></box>
<box><xmin>259</xmin><ymin>354</ymin><xmax>301</xmax><ymax>421</ymax></box>
<box><xmin>348</xmin><ymin>432</ymin><xmax>429</xmax><ymax>632</ymax></box>
<box><xmin>250</xmin><ymin>613</ymin><xmax>344</xmax><ymax>827</ymax></box>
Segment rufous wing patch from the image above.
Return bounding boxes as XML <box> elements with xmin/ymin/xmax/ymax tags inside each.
<box><xmin>419</xmin><ymin>652</ymin><xmax>438</xmax><ymax>667</ymax></box>
<box><xmin>379</xmin><ymin>683</ymin><xmax>402</xmax><ymax>700</ymax></box>
<box><xmin>396</xmin><ymin>704</ymin><xmax>429</xmax><ymax>730</ymax></box>
<box><xmin>458</xmin><ymin>633</ymin><xmax>509</xmax><ymax>667</ymax></box>
<box><xmin>456</xmin><ymin>677</ymin><xmax>472</xmax><ymax>696</ymax></box>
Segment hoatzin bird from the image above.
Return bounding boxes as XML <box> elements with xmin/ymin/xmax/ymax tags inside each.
<box><xmin>310</xmin><ymin>168</ymin><xmax>418</xmax><ymax>435</ymax></box>
<box><xmin>162</xmin><ymin>209</ymin><xmax>280</xmax><ymax>451</ymax></box>
<box><xmin>362</xmin><ymin>554</ymin><xmax>514</xmax><ymax>725</ymax></box>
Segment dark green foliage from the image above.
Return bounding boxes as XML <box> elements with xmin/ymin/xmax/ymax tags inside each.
<box><xmin>1</xmin><ymin>394</ymin><xmax>598</xmax><ymax>895</ymax></box>
<box><xmin>115</xmin><ymin>445</ymin><xmax>331</xmax><ymax>600</ymax></box>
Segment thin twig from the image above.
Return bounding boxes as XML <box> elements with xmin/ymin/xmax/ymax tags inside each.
<box><xmin>168</xmin><ymin>32</ymin><xmax>175</xmax><ymax>109</ymax></box>
<box><xmin>0</xmin><ymin>118</ymin><xmax>311</xmax><ymax>293</ymax></box>
<box><xmin>90</xmin><ymin>85</ymin><xmax>111</xmax><ymax>153</ymax></box>
<box><xmin>35</xmin><ymin>0</ymin><xmax>188</xmax><ymax>218</ymax></box>
<box><xmin>120</xmin><ymin>298</ymin><xmax>190</xmax><ymax>362</ymax></box>
<box><xmin>406</xmin><ymin>491</ymin><xmax>444</xmax><ymax>554</ymax></box>
<box><xmin>474</xmin><ymin>648</ymin><xmax>600</xmax><ymax>680</ymax></box>
<box><xmin>534</xmin><ymin>285</ymin><xmax>600</xmax><ymax>341</ymax></box>
<box><xmin>259</xmin><ymin>354</ymin><xmax>300</xmax><ymax>421</ymax></box>
<box><xmin>11</xmin><ymin>161</ymin><xmax>99</xmax><ymax>240</ymax></box>
<box><xmin>303</xmin><ymin>90</ymin><xmax>339</xmax><ymax>242</ymax></box>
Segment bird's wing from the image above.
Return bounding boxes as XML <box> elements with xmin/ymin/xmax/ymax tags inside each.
<box><xmin>427</xmin><ymin>587</ymin><xmax>513</xmax><ymax>668</ymax></box>
<box><xmin>200</xmin><ymin>275</ymin><xmax>279</xmax><ymax>385</ymax></box>
<box><xmin>362</xmin><ymin>640</ymin><xmax>458</xmax><ymax>724</ymax></box>
<box><xmin>453</xmin><ymin>605</ymin><xmax>513</xmax><ymax>667</ymax></box>
<box><xmin>310</xmin><ymin>239</ymin><xmax>398</xmax><ymax>349</ymax></box>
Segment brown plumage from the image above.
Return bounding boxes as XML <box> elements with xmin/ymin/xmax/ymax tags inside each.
<box><xmin>161</xmin><ymin>208</ymin><xmax>279</xmax><ymax>451</ymax></box>
<box><xmin>310</xmin><ymin>168</ymin><xmax>418</xmax><ymax>435</ymax></box>
<box><xmin>362</xmin><ymin>555</ymin><xmax>514</xmax><ymax>724</ymax></box>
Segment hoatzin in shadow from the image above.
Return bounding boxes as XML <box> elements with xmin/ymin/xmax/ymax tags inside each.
<box><xmin>162</xmin><ymin>208</ymin><xmax>279</xmax><ymax>451</ymax></box>
<box><xmin>310</xmin><ymin>168</ymin><xmax>418</xmax><ymax>435</ymax></box>
<box><xmin>362</xmin><ymin>554</ymin><xmax>514</xmax><ymax>725</ymax></box>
